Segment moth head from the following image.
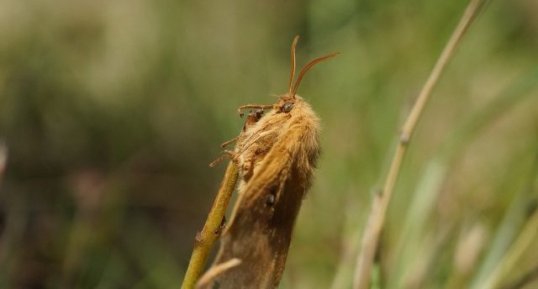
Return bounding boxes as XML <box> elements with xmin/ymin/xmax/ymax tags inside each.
<box><xmin>280</xmin><ymin>35</ymin><xmax>339</xmax><ymax>113</ymax></box>
<box><xmin>277</xmin><ymin>94</ymin><xmax>296</xmax><ymax>113</ymax></box>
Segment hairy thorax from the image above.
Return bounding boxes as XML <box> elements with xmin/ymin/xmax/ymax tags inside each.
<box><xmin>234</xmin><ymin>95</ymin><xmax>319</xmax><ymax>187</ymax></box>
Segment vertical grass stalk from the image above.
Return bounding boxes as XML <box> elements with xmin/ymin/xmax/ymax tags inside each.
<box><xmin>181</xmin><ymin>162</ymin><xmax>238</xmax><ymax>289</ymax></box>
<box><xmin>352</xmin><ymin>1</ymin><xmax>487</xmax><ymax>288</ymax></box>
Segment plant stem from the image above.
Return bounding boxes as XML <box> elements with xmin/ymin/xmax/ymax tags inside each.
<box><xmin>181</xmin><ymin>162</ymin><xmax>239</xmax><ymax>289</ymax></box>
<box><xmin>352</xmin><ymin>1</ymin><xmax>486</xmax><ymax>288</ymax></box>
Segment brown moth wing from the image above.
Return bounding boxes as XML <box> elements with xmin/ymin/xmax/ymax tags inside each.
<box><xmin>201</xmin><ymin>97</ymin><xmax>320</xmax><ymax>289</ymax></box>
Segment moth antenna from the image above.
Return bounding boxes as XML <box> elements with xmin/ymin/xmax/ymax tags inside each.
<box><xmin>291</xmin><ymin>52</ymin><xmax>340</xmax><ymax>97</ymax></box>
<box><xmin>287</xmin><ymin>35</ymin><xmax>299</xmax><ymax>96</ymax></box>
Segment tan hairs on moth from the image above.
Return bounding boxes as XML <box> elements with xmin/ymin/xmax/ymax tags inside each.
<box><xmin>200</xmin><ymin>36</ymin><xmax>338</xmax><ymax>289</ymax></box>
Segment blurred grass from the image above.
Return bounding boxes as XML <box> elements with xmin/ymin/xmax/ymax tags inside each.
<box><xmin>0</xmin><ymin>0</ymin><xmax>537</xmax><ymax>288</ymax></box>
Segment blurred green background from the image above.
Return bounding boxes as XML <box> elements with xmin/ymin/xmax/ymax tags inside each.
<box><xmin>0</xmin><ymin>0</ymin><xmax>537</xmax><ymax>288</ymax></box>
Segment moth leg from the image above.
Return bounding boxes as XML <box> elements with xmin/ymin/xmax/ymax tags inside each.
<box><xmin>209</xmin><ymin>154</ymin><xmax>227</xmax><ymax>168</ymax></box>
<box><xmin>220</xmin><ymin>136</ymin><xmax>238</xmax><ymax>148</ymax></box>
<box><xmin>241</xmin><ymin>109</ymin><xmax>266</xmax><ymax>132</ymax></box>
<box><xmin>208</xmin><ymin>150</ymin><xmax>239</xmax><ymax>168</ymax></box>
<box><xmin>242</xmin><ymin>155</ymin><xmax>257</xmax><ymax>181</ymax></box>
<box><xmin>237</xmin><ymin>104</ymin><xmax>273</xmax><ymax>116</ymax></box>
<box><xmin>223</xmin><ymin>150</ymin><xmax>238</xmax><ymax>160</ymax></box>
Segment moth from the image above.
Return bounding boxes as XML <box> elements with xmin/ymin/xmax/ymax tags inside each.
<box><xmin>200</xmin><ymin>36</ymin><xmax>337</xmax><ymax>289</ymax></box>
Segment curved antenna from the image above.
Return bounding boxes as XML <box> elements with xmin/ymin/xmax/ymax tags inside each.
<box><xmin>287</xmin><ymin>36</ymin><xmax>300</xmax><ymax>95</ymax></box>
<box><xmin>291</xmin><ymin>52</ymin><xmax>339</xmax><ymax>97</ymax></box>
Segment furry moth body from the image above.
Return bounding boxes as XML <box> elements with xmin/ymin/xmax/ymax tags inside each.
<box><xmin>199</xmin><ymin>36</ymin><xmax>337</xmax><ymax>289</ymax></box>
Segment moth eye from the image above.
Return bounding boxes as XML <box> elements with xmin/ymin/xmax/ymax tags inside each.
<box><xmin>281</xmin><ymin>102</ymin><xmax>294</xmax><ymax>113</ymax></box>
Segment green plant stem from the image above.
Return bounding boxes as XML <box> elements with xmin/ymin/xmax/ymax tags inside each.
<box><xmin>352</xmin><ymin>1</ymin><xmax>486</xmax><ymax>288</ymax></box>
<box><xmin>181</xmin><ymin>162</ymin><xmax>239</xmax><ymax>289</ymax></box>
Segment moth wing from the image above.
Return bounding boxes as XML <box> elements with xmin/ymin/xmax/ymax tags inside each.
<box><xmin>206</xmin><ymin>120</ymin><xmax>318</xmax><ymax>289</ymax></box>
